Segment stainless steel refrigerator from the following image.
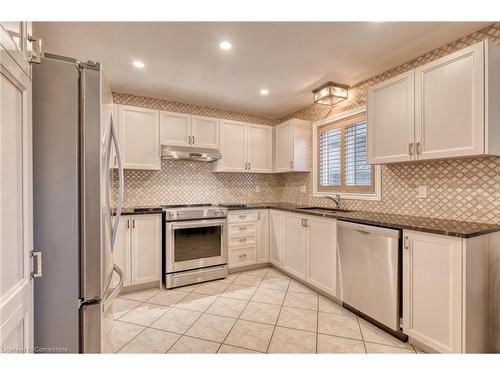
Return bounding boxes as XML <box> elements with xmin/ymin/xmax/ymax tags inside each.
<box><xmin>32</xmin><ymin>53</ymin><xmax>125</xmax><ymax>353</ymax></box>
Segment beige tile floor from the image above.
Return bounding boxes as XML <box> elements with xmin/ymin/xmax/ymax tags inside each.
<box><xmin>111</xmin><ymin>267</ymin><xmax>424</xmax><ymax>354</ymax></box>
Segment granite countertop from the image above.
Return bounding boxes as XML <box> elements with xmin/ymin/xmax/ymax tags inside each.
<box><xmin>220</xmin><ymin>202</ymin><xmax>500</xmax><ymax>239</ymax></box>
<box><xmin>113</xmin><ymin>203</ymin><xmax>500</xmax><ymax>238</ymax></box>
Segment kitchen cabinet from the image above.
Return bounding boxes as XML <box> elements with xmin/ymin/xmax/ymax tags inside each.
<box><xmin>113</xmin><ymin>214</ymin><xmax>161</xmax><ymax>288</ymax></box>
<box><xmin>403</xmin><ymin>230</ymin><xmax>495</xmax><ymax>353</ymax></box>
<box><xmin>117</xmin><ymin>105</ymin><xmax>160</xmax><ymax>170</ymax></box>
<box><xmin>367</xmin><ymin>71</ymin><xmax>415</xmax><ymax>164</ymax></box>
<box><xmin>368</xmin><ymin>40</ymin><xmax>500</xmax><ymax>164</ymax></box>
<box><xmin>305</xmin><ymin>216</ymin><xmax>337</xmax><ymax>296</ymax></box>
<box><xmin>216</xmin><ymin>120</ymin><xmax>272</xmax><ymax>173</ymax></box>
<box><xmin>159</xmin><ymin>112</ymin><xmax>220</xmax><ymax>149</ymax></box>
<box><xmin>269</xmin><ymin>210</ymin><xmax>285</xmax><ymax>267</ymax></box>
<box><xmin>283</xmin><ymin>213</ymin><xmax>307</xmax><ymax>279</ymax></box>
<box><xmin>227</xmin><ymin>210</ymin><xmax>269</xmax><ymax>269</ymax></box>
<box><xmin>274</xmin><ymin>119</ymin><xmax>311</xmax><ymax>172</ymax></box>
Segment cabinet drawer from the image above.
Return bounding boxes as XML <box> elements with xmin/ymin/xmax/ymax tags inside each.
<box><xmin>228</xmin><ymin>222</ymin><xmax>257</xmax><ymax>235</ymax></box>
<box><xmin>228</xmin><ymin>246</ymin><xmax>257</xmax><ymax>267</ymax></box>
<box><xmin>228</xmin><ymin>211</ymin><xmax>258</xmax><ymax>223</ymax></box>
<box><xmin>228</xmin><ymin>234</ymin><xmax>256</xmax><ymax>247</ymax></box>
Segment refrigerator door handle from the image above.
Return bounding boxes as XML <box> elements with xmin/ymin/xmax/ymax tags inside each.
<box><xmin>102</xmin><ymin>263</ymin><xmax>124</xmax><ymax>312</ymax></box>
<box><xmin>107</xmin><ymin>112</ymin><xmax>124</xmax><ymax>250</ymax></box>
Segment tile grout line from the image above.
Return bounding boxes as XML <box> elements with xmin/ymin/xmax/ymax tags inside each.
<box><xmin>264</xmin><ymin>273</ymin><xmax>291</xmax><ymax>354</ymax></box>
<box><xmin>356</xmin><ymin>317</ymin><xmax>368</xmax><ymax>354</ymax></box>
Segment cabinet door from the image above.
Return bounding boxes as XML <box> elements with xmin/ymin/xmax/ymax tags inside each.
<box><xmin>131</xmin><ymin>215</ymin><xmax>161</xmax><ymax>285</ymax></box>
<box><xmin>305</xmin><ymin>217</ymin><xmax>337</xmax><ymax>297</ymax></box>
<box><xmin>275</xmin><ymin>121</ymin><xmax>293</xmax><ymax>172</ymax></box>
<box><xmin>159</xmin><ymin>111</ymin><xmax>191</xmax><ymax>147</ymax></box>
<box><xmin>367</xmin><ymin>70</ymin><xmax>415</xmax><ymax>164</ymax></box>
<box><xmin>247</xmin><ymin>124</ymin><xmax>272</xmax><ymax>172</ymax></box>
<box><xmin>415</xmin><ymin>42</ymin><xmax>484</xmax><ymax>160</ymax></box>
<box><xmin>119</xmin><ymin>105</ymin><xmax>160</xmax><ymax>169</ymax></box>
<box><xmin>191</xmin><ymin>115</ymin><xmax>219</xmax><ymax>149</ymax></box>
<box><xmin>218</xmin><ymin>120</ymin><xmax>247</xmax><ymax>172</ymax></box>
<box><xmin>269</xmin><ymin>210</ymin><xmax>285</xmax><ymax>266</ymax></box>
<box><xmin>284</xmin><ymin>214</ymin><xmax>307</xmax><ymax>279</ymax></box>
<box><xmin>403</xmin><ymin>230</ymin><xmax>463</xmax><ymax>353</ymax></box>
<box><xmin>112</xmin><ymin>217</ymin><xmax>132</xmax><ymax>287</ymax></box>
<box><xmin>0</xmin><ymin>22</ymin><xmax>31</xmax><ymax>77</ymax></box>
<box><xmin>257</xmin><ymin>210</ymin><xmax>269</xmax><ymax>263</ymax></box>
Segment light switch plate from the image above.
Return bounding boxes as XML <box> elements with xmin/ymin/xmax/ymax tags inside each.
<box><xmin>418</xmin><ymin>185</ymin><xmax>428</xmax><ymax>199</ymax></box>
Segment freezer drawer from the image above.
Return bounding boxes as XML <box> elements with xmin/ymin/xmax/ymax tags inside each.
<box><xmin>337</xmin><ymin>221</ymin><xmax>401</xmax><ymax>331</ymax></box>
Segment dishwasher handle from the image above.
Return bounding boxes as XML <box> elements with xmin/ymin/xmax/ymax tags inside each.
<box><xmin>338</xmin><ymin>220</ymin><xmax>400</xmax><ymax>239</ymax></box>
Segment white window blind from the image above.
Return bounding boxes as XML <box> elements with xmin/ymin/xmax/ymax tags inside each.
<box><xmin>317</xmin><ymin>113</ymin><xmax>374</xmax><ymax>194</ymax></box>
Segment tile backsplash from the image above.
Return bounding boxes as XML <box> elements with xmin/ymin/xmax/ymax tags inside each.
<box><xmin>114</xmin><ymin>22</ymin><xmax>500</xmax><ymax>224</ymax></box>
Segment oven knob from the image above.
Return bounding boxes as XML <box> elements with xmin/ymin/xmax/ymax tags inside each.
<box><xmin>214</xmin><ymin>210</ymin><xmax>220</xmax><ymax>216</ymax></box>
<box><xmin>168</xmin><ymin>212</ymin><xmax>175</xmax><ymax>219</ymax></box>
<box><xmin>221</xmin><ymin>210</ymin><xmax>227</xmax><ymax>215</ymax></box>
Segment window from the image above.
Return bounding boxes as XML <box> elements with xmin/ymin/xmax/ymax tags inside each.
<box><xmin>317</xmin><ymin>113</ymin><xmax>375</xmax><ymax>194</ymax></box>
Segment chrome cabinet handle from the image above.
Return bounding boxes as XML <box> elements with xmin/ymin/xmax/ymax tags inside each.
<box><xmin>239</xmin><ymin>238</ymin><xmax>247</xmax><ymax>242</ymax></box>
<box><xmin>239</xmin><ymin>227</ymin><xmax>247</xmax><ymax>231</ymax></box>
<box><xmin>403</xmin><ymin>236</ymin><xmax>409</xmax><ymax>250</ymax></box>
<box><xmin>257</xmin><ymin>213</ymin><xmax>261</xmax><ymax>220</ymax></box>
<box><xmin>416</xmin><ymin>142</ymin><xmax>422</xmax><ymax>155</ymax></box>
<box><xmin>238</xmin><ymin>254</ymin><xmax>247</xmax><ymax>258</ymax></box>
<box><xmin>290</xmin><ymin>160</ymin><xmax>294</xmax><ymax>169</ymax></box>
<box><xmin>304</xmin><ymin>218</ymin><xmax>308</xmax><ymax>228</ymax></box>
<box><xmin>132</xmin><ymin>219</ymin><xmax>136</xmax><ymax>229</ymax></box>
<box><xmin>408</xmin><ymin>143</ymin><xmax>414</xmax><ymax>156</ymax></box>
<box><xmin>127</xmin><ymin>219</ymin><xmax>130</xmax><ymax>229</ymax></box>
<box><xmin>248</xmin><ymin>162</ymin><xmax>251</xmax><ymax>170</ymax></box>
<box><xmin>238</xmin><ymin>215</ymin><xmax>246</xmax><ymax>219</ymax></box>
<box><xmin>192</xmin><ymin>136</ymin><xmax>195</xmax><ymax>144</ymax></box>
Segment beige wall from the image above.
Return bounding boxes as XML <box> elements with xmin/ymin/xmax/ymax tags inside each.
<box><xmin>114</xmin><ymin>22</ymin><xmax>500</xmax><ymax>224</ymax></box>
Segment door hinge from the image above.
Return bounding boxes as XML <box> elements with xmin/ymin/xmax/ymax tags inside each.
<box><xmin>28</xmin><ymin>34</ymin><xmax>42</xmax><ymax>64</ymax></box>
<box><xmin>31</xmin><ymin>251</ymin><xmax>43</xmax><ymax>279</ymax></box>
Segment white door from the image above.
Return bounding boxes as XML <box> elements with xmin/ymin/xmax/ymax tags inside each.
<box><xmin>275</xmin><ymin>121</ymin><xmax>293</xmax><ymax>172</ymax></box>
<box><xmin>403</xmin><ymin>230</ymin><xmax>463</xmax><ymax>353</ymax></box>
<box><xmin>257</xmin><ymin>210</ymin><xmax>269</xmax><ymax>263</ymax></box>
<box><xmin>283</xmin><ymin>214</ymin><xmax>306</xmax><ymax>279</ymax></box>
<box><xmin>111</xmin><ymin>216</ymin><xmax>131</xmax><ymax>287</ymax></box>
<box><xmin>367</xmin><ymin>70</ymin><xmax>415</xmax><ymax>164</ymax></box>
<box><xmin>247</xmin><ymin>124</ymin><xmax>272</xmax><ymax>173</ymax></box>
<box><xmin>218</xmin><ymin>120</ymin><xmax>247</xmax><ymax>172</ymax></box>
<box><xmin>191</xmin><ymin>115</ymin><xmax>219</xmax><ymax>149</ymax></box>
<box><xmin>305</xmin><ymin>217</ymin><xmax>337</xmax><ymax>297</ymax></box>
<box><xmin>131</xmin><ymin>215</ymin><xmax>161</xmax><ymax>285</ymax></box>
<box><xmin>118</xmin><ymin>105</ymin><xmax>160</xmax><ymax>170</ymax></box>
<box><xmin>0</xmin><ymin>27</ymin><xmax>34</xmax><ymax>353</ymax></box>
<box><xmin>269</xmin><ymin>210</ymin><xmax>284</xmax><ymax>266</ymax></box>
<box><xmin>415</xmin><ymin>42</ymin><xmax>484</xmax><ymax>160</ymax></box>
<box><xmin>159</xmin><ymin>111</ymin><xmax>191</xmax><ymax>147</ymax></box>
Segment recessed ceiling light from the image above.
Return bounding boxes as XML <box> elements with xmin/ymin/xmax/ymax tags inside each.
<box><xmin>219</xmin><ymin>41</ymin><xmax>232</xmax><ymax>50</ymax></box>
<box><xmin>133</xmin><ymin>60</ymin><xmax>145</xmax><ymax>68</ymax></box>
<box><xmin>260</xmin><ymin>89</ymin><xmax>269</xmax><ymax>96</ymax></box>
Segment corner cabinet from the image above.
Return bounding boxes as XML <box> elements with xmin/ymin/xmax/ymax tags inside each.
<box><xmin>274</xmin><ymin>119</ymin><xmax>311</xmax><ymax>172</ymax></box>
<box><xmin>216</xmin><ymin>120</ymin><xmax>272</xmax><ymax>173</ymax></box>
<box><xmin>368</xmin><ymin>39</ymin><xmax>500</xmax><ymax>164</ymax></box>
<box><xmin>112</xmin><ymin>214</ymin><xmax>161</xmax><ymax>288</ymax></box>
<box><xmin>116</xmin><ymin>105</ymin><xmax>161</xmax><ymax>170</ymax></box>
<box><xmin>403</xmin><ymin>230</ymin><xmax>495</xmax><ymax>353</ymax></box>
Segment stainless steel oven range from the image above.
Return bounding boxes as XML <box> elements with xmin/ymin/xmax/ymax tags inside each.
<box><xmin>163</xmin><ymin>204</ymin><xmax>228</xmax><ymax>288</ymax></box>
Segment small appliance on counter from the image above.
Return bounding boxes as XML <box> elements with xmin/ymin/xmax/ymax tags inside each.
<box><xmin>163</xmin><ymin>204</ymin><xmax>228</xmax><ymax>288</ymax></box>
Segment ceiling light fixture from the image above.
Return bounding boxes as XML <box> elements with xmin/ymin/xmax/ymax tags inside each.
<box><xmin>260</xmin><ymin>89</ymin><xmax>269</xmax><ymax>96</ymax></box>
<box><xmin>312</xmin><ymin>81</ymin><xmax>349</xmax><ymax>105</ymax></box>
<box><xmin>132</xmin><ymin>60</ymin><xmax>145</xmax><ymax>68</ymax></box>
<box><xmin>219</xmin><ymin>41</ymin><xmax>232</xmax><ymax>50</ymax></box>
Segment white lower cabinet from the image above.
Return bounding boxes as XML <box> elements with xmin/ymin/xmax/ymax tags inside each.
<box><xmin>403</xmin><ymin>230</ymin><xmax>495</xmax><ymax>353</ymax></box>
<box><xmin>227</xmin><ymin>210</ymin><xmax>269</xmax><ymax>269</ymax></box>
<box><xmin>283</xmin><ymin>213</ymin><xmax>307</xmax><ymax>279</ymax></box>
<box><xmin>305</xmin><ymin>216</ymin><xmax>337</xmax><ymax>296</ymax></box>
<box><xmin>113</xmin><ymin>214</ymin><xmax>161</xmax><ymax>288</ymax></box>
<box><xmin>269</xmin><ymin>210</ymin><xmax>285</xmax><ymax>267</ymax></box>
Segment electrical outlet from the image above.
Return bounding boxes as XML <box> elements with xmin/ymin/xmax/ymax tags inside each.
<box><xmin>255</xmin><ymin>186</ymin><xmax>261</xmax><ymax>193</ymax></box>
<box><xmin>300</xmin><ymin>186</ymin><xmax>306</xmax><ymax>193</ymax></box>
<box><xmin>418</xmin><ymin>185</ymin><xmax>428</xmax><ymax>199</ymax></box>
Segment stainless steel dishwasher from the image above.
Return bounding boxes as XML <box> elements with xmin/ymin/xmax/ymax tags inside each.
<box><xmin>337</xmin><ymin>220</ymin><xmax>405</xmax><ymax>338</ymax></box>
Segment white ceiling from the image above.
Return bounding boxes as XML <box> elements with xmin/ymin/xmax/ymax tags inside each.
<box><xmin>34</xmin><ymin>22</ymin><xmax>490</xmax><ymax>117</ymax></box>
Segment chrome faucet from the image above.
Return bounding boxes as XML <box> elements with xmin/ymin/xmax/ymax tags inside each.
<box><xmin>325</xmin><ymin>194</ymin><xmax>341</xmax><ymax>209</ymax></box>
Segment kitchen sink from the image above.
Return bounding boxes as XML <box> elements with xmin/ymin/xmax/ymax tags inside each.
<box><xmin>297</xmin><ymin>206</ymin><xmax>353</xmax><ymax>213</ymax></box>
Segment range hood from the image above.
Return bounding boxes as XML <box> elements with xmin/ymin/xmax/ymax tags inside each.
<box><xmin>161</xmin><ymin>145</ymin><xmax>222</xmax><ymax>162</ymax></box>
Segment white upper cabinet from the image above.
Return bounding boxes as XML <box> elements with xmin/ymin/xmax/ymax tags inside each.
<box><xmin>217</xmin><ymin>120</ymin><xmax>248</xmax><ymax>172</ymax></box>
<box><xmin>160</xmin><ymin>112</ymin><xmax>220</xmax><ymax>149</ymax></box>
<box><xmin>191</xmin><ymin>115</ymin><xmax>219</xmax><ymax>149</ymax></box>
<box><xmin>274</xmin><ymin>119</ymin><xmax>311</xmax><ymax>172</ymax></box>
<box><xmin>367</xmin><ymin>71</ymin><xmax>415</xmax><ymax>164</ymax></box>
<box><xmin>415</xmin><ymin>42</ymin><xmax>484</xmax><ymax>160</ymax></box>
<box><xmin>160</xmin><ymin>111</ymin><xmax>191</xmax><ymax>147</ymax></box>
<box><xmin>118</xmin><ymin>105</ymin><xmax>160</xmax><ymax>170</ymax></box>
<box><xmin>368</xmin><ymin>40</ymin><xmax>500</xmax><ymax>164</ymax></box>
<box><xmin>216</xmin><ymin>120</ymin><xmax>272</xmax><ymax>173</ymax></box>
<box><xmin>247</xmin><ymin>124</ymin><xmax>272</xmax><ymax>172</ymax></box>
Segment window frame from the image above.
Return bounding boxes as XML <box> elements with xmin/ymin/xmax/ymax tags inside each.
<box><xmin>312</xmin><ymin>107</ymin><xmax>381</xmax><ymax>201</ymax></box>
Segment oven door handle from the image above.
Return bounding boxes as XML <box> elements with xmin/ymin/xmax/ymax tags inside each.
<box><xmin>170</xmin><ymin>219</ymin><xmax>227</xmax><ymax>230</ymax></box>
